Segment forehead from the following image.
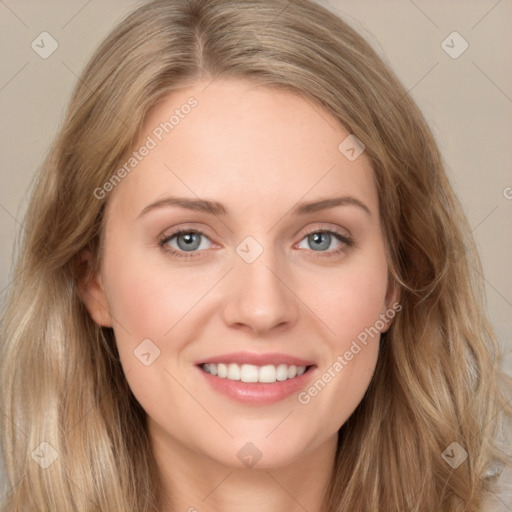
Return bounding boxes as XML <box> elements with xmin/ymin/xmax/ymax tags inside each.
<box><xmin>106</xmin><ymin>78</ymin><xmax>378</xmax><ymax>222</ymax></box>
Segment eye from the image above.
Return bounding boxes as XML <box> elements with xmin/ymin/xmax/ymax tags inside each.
<box><xmin>158</xmin><ymin>225</ymin><xmax>354</xmax><ymax>260</ymax></box>
<box><xmin>295</xmin><ymin>227</ymin><xmax>354</xmax><ymax>257</ymax></box>
<box><xmin>159</xmin><ymin>228</ymin><xmax>213</xmax><ymax>259</ymax></box>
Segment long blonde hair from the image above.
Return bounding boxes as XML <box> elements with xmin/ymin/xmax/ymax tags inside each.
<box><xmin>1</xmin><ymin>0</ymin><xmax>510</xmax><ymax>510</ymax></box>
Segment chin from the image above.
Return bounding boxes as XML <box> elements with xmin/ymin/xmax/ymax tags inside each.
<box><xmin>204</xmin><ymin>433</ymin><xmax>319</xmax><ymax>470</ymax></box>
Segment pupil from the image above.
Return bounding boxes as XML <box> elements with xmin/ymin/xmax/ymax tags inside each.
<box><xmin>311</xmin><ymin>232</ymin><xmax>329</xmax><ymax>251</ymax></box>
<box><xmin>179</xmin><ymin>232</ymin><xmax>199</xmax><ymax>251</ymax></box>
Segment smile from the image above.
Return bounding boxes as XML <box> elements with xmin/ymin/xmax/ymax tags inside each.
<box><xmin>200</xmin><ymin>362</ymin><xmax>310</xmax><ymax>383</ymax></box>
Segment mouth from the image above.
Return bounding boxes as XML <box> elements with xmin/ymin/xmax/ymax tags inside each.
<box><xmin>194</xmin><ymin>352</ymin><xmax>318</xmax><ymax>404</ymax></box>
<box><xmin>198</xmin><ymin>362</ymin><xmax>315</xmax><ymax>384</ymax></box>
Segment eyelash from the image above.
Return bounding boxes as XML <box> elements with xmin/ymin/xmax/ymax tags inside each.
<box><xmin>158</xmin><ymin>226</ymin><xmax>354</xmax><ymax>260</ymax></box>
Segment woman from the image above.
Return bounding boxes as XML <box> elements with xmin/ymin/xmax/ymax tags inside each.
<box><xmin>1</xmin><ymin>0</ymin><xmax>510</xmax><ymax>510</ymax></box>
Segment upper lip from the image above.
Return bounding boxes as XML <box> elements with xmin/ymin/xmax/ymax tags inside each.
<box><xmin>196</xmin><ymin>352</ymin><xmax>316</xmax><ymax>367</ymax></box>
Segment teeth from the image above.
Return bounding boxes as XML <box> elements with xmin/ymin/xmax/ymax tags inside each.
<box><xmin>259</xmin><ymin>365</ymin><xmax>276</xmax><ymax>383</ymax></box>
<box><xmin>227</xmin><ymin>363</ymin><xmax>240</xmax><ymax>380</ymax></box>
<box><xmin>201</xmin><ymin>363</ymin><xmax>309</xmax><ymax>383</ymax></box>
<box><xmin>241</xmin><ymin>364</ymin><xmax>259</xmax><ymax>383</ymax></box>
<box><xmin>276</xmin><ymin>364</ymin><xmax>288</xmax><ymax>381</ymax></box>
<box><xmin>217</xmin><ymin>363</ymin><xmax>227</xmax><ymax>378</ymax></box>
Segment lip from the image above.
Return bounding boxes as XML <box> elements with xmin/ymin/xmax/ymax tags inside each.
<box><xmin>195</xmin><ymin>352</ymin><xmax>318</xmax><ymax>406</ymax></box>
<box><xmin>196</xmin><ymin>364</ymin><xmax>317</xmax><ymax>405</ymax></box>
<box><xmin>195</xmin><ymin>351</ymin><xmax>316</xmax><ymax>367</ymax></box>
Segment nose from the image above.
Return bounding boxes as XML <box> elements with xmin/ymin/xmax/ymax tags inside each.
<box><xmin>221</xmin><ymin>246</ymin><xmax>300</xmax><ymax>336</ymax></box>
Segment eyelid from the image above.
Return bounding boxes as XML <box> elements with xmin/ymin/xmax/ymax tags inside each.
<box><xmin>158</xmin><ymin>225</ymin><xmax>216</xmax><ymax>249</ymax></box>
<box><xmin>298</xmin><ymin>222</ymin><xmax>352</xmax><ymax>239</ymax></box>
<box><xmin>158</xmin><ymin>222</ymin><xmax>355</xmax><ymax>258</ymax></box>
<box><xmin>159</xmin><ymin>222</ymin><xmax>351</xmax><ymax>243</ymax></box>
<box><xmin>159</xmin><ymin>223</ymin><xmax>215</xmax><ymax>242</ymax></box>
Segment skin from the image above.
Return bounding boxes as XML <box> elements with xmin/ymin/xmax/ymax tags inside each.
<box><xmin>81</xmin><ymin>78</ymin><xmax>398</xmax><ymax>512</ymax></box>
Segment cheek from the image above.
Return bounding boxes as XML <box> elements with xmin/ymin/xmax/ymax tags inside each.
<box><xmin>315</xmin><ymin>254</ymin><xmax>389</xmax><ymax>349</ymax></box>
<box><xmin>100</xmin><ymin>246</ymin><xmax>219</xmax><ymax>396</ymax></box>
<box><xmin>299</xmin><ymin>250</ymin><xmax>388</xmax><ymax>422</ymax></box>
<box><xmin>102</xmin><ymin>248</ymin><xmax>206</xmax><ymax>339</ymax></box>
<box><xmin>100</xmin><ymin>250</ymin><xmax>192</xmax><ymax>414</ymax></box>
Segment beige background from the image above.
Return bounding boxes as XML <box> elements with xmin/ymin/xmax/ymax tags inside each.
<box><xmin>0</xmin><ymin>0</ymin><xmax>511</xmax><ymax>490</ymax></box>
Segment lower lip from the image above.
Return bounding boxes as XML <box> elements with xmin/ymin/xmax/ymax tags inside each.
<box><xmin>196</xmin><ymin>365</ymin><xmax>317</xmax><ymax>405</ymax></box>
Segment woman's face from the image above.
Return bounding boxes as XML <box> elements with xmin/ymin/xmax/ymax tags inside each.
<box><xmin>83</xmin><ymin>78</ymin><xmax>397</xmax><ymax>469</ymax></box>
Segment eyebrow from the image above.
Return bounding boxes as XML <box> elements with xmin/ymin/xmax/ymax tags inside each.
<box><xmin>137</xmin><ymin>195</ymin><xmax>371</xmax><ymax>218</ymax></box>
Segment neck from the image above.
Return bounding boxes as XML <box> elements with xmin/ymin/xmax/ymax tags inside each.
<box><xmin>150</xmin><ymin>421</ymin><xmax>337</xmax><ymax>512</ymax></box>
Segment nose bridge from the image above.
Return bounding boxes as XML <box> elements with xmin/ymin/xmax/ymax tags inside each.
<box><xmin>238</xmin><ymin>240</ymin><xmax>281</xmax><ymax>298</ymax></box>
<box><xmin>222</xmin><ymin>233</ymin><xmax>298</xmax><ymax>333</ymax></box>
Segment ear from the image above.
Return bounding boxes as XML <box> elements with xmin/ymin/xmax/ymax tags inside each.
<box><xmin>77</xmin><ymin>250</ymin><xmax>112</xmax><ymax>328</ymax></box>
<box><xmin>380</xmin><ymin>275</ymin><xmax>401</xmax><ymax>334</ymax></box>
